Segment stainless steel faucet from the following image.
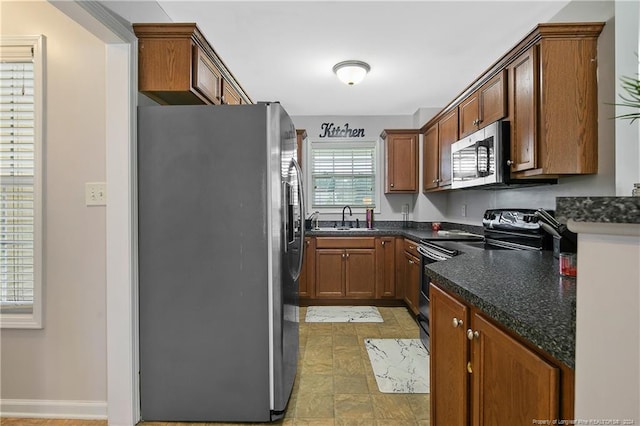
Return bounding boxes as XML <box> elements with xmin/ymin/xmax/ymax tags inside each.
<box><xmin>308</xmin><ymin>211</ymin><xmax>320</xmax><ymax>230</ymax></box>
<box><xmin>341</xmin><ymin>205</ymin><xmax>352</xmax><ymax>227</ymax></box>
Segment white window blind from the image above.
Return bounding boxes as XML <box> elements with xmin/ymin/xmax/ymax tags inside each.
<box><xmin>1</xmin><ymin>36</ymin><xmax>43</xmax><ymax>328</ymax></box>
<box><xmin>311</xmin><ymin>144</ymin><xmax>376</xmax><ymax>208</ymax></box>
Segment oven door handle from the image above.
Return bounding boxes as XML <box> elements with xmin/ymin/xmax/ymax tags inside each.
<box><xmin>417</xmin><ymin>245</ymin><xmax>450</xmax><ymax>261</ymax></box>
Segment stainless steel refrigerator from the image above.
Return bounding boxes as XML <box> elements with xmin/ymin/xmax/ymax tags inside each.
<box><xmin>137</xmin><ymin>102</ymin><xmax>304</xmax><ymax>422</ymax></box>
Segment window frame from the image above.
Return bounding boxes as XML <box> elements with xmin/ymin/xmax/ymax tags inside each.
<box><xmin>0</xmin><ymin>35</ymin><xmax>45</xmax><ymax>329</ymax></box>
<box><xmin>304</xmin><ymin>138</ymin><xmax>380</xmax><ymax>214</ymax></box>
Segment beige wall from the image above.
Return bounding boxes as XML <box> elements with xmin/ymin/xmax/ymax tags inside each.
<box><xmin>0</xmin><ymin>0</ymin><xmax>107</xmax><ymax>407</ymax></box>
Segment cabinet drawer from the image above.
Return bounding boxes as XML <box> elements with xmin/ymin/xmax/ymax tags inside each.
<box><xmin>403</xmin><ymin>238</ymin><xmax>420</xmax><ymax>257</ymax></box>
<box><xmin>316</xmin><ymin>237</ymin><xmax>375</xmax><ymax>249</ymax></box>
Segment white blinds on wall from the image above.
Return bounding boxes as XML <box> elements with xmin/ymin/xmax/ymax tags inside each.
<box><xmin>0</xmin><ymin>45</ymin><xmax>35</xmax><ymax>313</ymax></box>
<box><xmin>311</xmin><ymin>145</ymin><xmax>375</xmax><ymax>208</ymax></box>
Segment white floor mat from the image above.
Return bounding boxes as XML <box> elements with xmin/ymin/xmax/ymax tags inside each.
<box><xmin>365</xmin><ymin>338</ymin><xmax>430</xmax><ymax>393</ymax></box>
<box><xmin>304</xmin><ymin>306</ymin><xmax>383</xmax><ymax>323</ymax></box>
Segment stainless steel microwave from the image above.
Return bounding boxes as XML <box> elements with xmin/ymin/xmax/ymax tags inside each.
<box><xmin>451</xmin><ymin>121</ymin><xmax>507</xmax><ymax>189</ymax></box>
<box><xmin>451</xmin><ymin>120</ymin><xmax>557</xmax><ymax>189</ymax></box>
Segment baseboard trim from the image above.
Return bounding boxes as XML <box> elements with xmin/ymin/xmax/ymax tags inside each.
<box><xmin>0</xmin><ymin>399</ymin><xmax>107</xmax><ymax>419</ymax></box>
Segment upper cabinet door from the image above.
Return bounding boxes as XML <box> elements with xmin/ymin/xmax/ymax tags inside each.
<box><xmin>459</xmin><ymin>70</ymin><xmax>507</xmax><ymax>139</ymax></box>
<box><xmin>192</xmin><ymin>45</ymin><xmax>222</xmax><ymax>104</ymax></box>
<box><xmin>437</xmin><ymin>109</ymin><xmax>458</xmax><ymax>188</ymax></box>
<box><xmin>509</xmin><ymin>46</ymin><xmax>538</xmax><ymax>173</ymax></box>
<box><xmin>478</xmin><ymin>70</ymin><xmax>507</xmax><ymax>128</ymax></box>
<box><xmin>422</xmin><ymin>124</ymin><xmax>439</xmax><ymax>192</ymax></box>
<box><xmin>221</xmin><ymin>78</ymin><xmax>242</xmax><ymax>105</ymax></box>
<box><xmin>458</xmin><ymin>92</ymin><xmax>480</xmax><ymax>139</ymax></box>
<box><xmin>382</xmin><ymin>130</ymin><xmax>419</xmax><ymax>193</ymax></box>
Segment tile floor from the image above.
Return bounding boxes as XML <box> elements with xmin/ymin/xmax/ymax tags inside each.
<box><xmin>1</xmin><ymin>307</ymin><xmax>429</xmax><ymax>426</ymax></box>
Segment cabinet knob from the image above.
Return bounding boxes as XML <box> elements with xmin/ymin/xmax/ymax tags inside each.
<box><xmin>506</xmin><ymin>160</ymin><xmax>513</xmax><ymax>166</ymax></box>
<box><xmin>452</xmin><ymin>317</ymin><xmax>463</xmax><ymax>328</ymax></box>
<box><xmin>390</xmin><ymin>183</ymin><xmax>395</xmax><ymax>188</ymax></box>
<box><xmin>467</xmin><ymin>329</ymin><xmax>479</xmax><ymax>340</ymax></box>
<box><xmin>467</xmin><ymin>361</ymin><xmax>473</xmax><ymax>374</ymax></box>
<box><xmin>381</xmin><ymin>241</ymin><xmax>386</xmax><ymax>246</ymax></box>
<box><xmin>408</xmin><ymin>259</ymin><xmax>414</xmax><ymax>264</ymax></box>
<box><xmin>346</xmin><ymin>253</ymin><xmax>350</xmax><ymax>258</ymax></box>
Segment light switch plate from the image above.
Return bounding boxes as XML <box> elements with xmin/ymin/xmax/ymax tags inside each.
<box><xmin>86</xmin><ymin>182</ymin><xmax>107</xmax><ymax>206</ymax></box>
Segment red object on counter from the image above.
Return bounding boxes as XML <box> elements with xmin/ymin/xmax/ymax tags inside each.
<box><xmin>431</xmin><ymin>222</ymin><xmax>441</xmax><ymax>231</ymax></box>
<box><xmin>559</xmin><ymin>253</ymin><xmax>577</xmax><ymax>277</ymax></box>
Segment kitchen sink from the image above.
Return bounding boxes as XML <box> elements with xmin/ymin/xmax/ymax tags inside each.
<box><xmin>312</xmin><ymin>227</ymin><xmax>378</xmax><ymax>232</ymax></box>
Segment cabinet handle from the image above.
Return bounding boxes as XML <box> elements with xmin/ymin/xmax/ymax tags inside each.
<box><xmin>390</xmin><ymin>183</ymin><xmax>395</xmax><ymax>188</ymax></box>
<box><xmin>467</xmin><ymin>361</ymin><xmax>473</xmax><ymax>374</ymax></box>
<box><xmin>506</xmin><ymin>160</ymin><xmax>513</xmax><ymax>166</ymax></box>
<box><xmin>306</xmin><ymin>240</ymin><xmax>310</xmax><ymax>246</ymax></box>
<box><xmin>408</xmin><ymin>259</ymin><xmax>414</xmax><ymax>264</ymax></box>
<box><xmin>467</xmin><ymin>329</ymin><xmax>479</xmax><ymax>340</ymax></box>
<box><xmin>452</xmin><ymin>317</ymin><xmax>463</xmax><ymax>328</ymax></box>
<box><xmin>381</xmin><ymin>241</ymin><xmax>386</xmax><ymax>246</ymax></box>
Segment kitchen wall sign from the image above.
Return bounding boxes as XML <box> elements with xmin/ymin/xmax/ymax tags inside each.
<box><xmin>319</xmin><ymin>122</ymin><xmax>365</xmax><ymax>138</ymax></box>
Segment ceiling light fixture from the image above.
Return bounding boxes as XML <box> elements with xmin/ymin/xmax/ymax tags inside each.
<box><xmin>333</xmin><ymin>60</ymin><xmax>371</xmax><ymax>86</ymax></box>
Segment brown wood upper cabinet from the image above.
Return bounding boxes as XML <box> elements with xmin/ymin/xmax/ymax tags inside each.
<box><xmin>422</xmin><ymin>110</ymin><xmax>458</xmax><ymax>192</ymax></box>
<box><xmin>382</xmin><ymin>130</ymin><xmax>419</xmax><ymax>193</ymax></box>
<box><xmin>508</xmin><ymin>24</ymin><xmax>602</xmax><ymax>177</ymax></box>
<box><xmin>221</xmin><ymin>78</ymin><xmax>244</xmax><ymax>105</ymax></box>
<box><xmin>133</xmin><ymin>23</ymin><xmax>251</xmax><ymax>106</ymax></box>
<box><xmin>458</xmin><ymin>70</ymin><xmax>507</xmax><ymax>138</ymax></box>
<box><xmin>422</xmin><ymin>124</ymin><xmax>439</xmax><ymax>192</ymax></box>
<box><xmin>420</xmin><ymin>22</ymin><xmax>603</xmax><ymax>186</ymax></box>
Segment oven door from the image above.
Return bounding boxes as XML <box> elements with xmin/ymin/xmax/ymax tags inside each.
<box><xmin>418</xmin><ymin>261</ymin><xmax>431</xmax><ymax>353</ymax></box>
<box><xmin>416</xmin><ymin>245</ymin><xmax>453</xmax><ymax>353</ymax></box>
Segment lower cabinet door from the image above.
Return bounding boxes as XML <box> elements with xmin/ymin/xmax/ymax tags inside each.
<box><xmin>315</xmin><ymin>249</ymin><xmax>344</xmax><ymax>297</ymax></box>
<box><xmin>344</xmin><ymin>249</ymin><xmax>376</xmax><ymax>298</ymax></box>
<box><xmin>430</xmin><ymin>284</ymin><xmax>469</xmax><ymax>426</ymax></box>
<box><xmin>471</xmin><ymin>312</ymin><xmax>560</xmax><ymax>425</ymax></box>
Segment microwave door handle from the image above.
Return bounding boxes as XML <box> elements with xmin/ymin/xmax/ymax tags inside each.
<box><xmin>475</xmin><ymin>142</ymin><xmax>491</xmax><ymax>176</ymax></box>
<box><xmin>474</xmin><ymin>143</ymin><xmax>483</xmax><ymax>175</ymax></box>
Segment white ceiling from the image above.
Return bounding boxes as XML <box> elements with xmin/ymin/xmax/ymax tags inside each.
<box><xmin>101</xmin><ymin>0</ymin><xmax>572</xmax><ymax>117</ymax></box>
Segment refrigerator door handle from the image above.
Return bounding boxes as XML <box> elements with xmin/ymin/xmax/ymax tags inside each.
<box><xmin>292</xmin><ymin>158</ymin><xmax>305</xmax><ymax>280</ymax></box>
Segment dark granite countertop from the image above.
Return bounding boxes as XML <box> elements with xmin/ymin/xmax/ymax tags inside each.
<box><xmin>556</xmin><ymin>196</ymin><xmax>640</xmax><ymax>224</ymax></box>
<box><xmin>306</xmin><ymin>222</ymin><xmax>576</xmax><ymax>369</ymax></box>
<box><xmin>425</xmin><ymin>248</ymin><xmax>576</xmax><ymax>369</ymax></box>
